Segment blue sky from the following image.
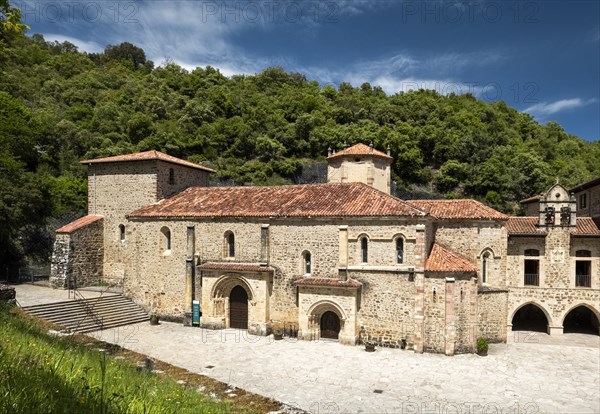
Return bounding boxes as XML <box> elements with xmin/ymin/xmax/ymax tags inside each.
<box><xmin>17</xmin><ymin>0</ymin><xmax>600</xmax><ymax>141</ymax></box>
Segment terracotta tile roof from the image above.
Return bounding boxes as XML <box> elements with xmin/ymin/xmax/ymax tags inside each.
<box><xmin>408</xmin><ymin>199</ymin><xmax>508</xmax><ymax>220</ymax></box>
<box><xmin>506</xmin><ymin>217</ymin><xmax>545</xmax><ymax>235</ymax></box>
<box><xmin>572</xmin><ymin>217</ymin><xmax>600</xmax><ymax>235</ymax></box>
<box><xmin>425</xmin><ymin>243</ymin><xmax>478</xmax><ymax>273</ymax></box>
<box><xmin>506</xmin><ymin>217</ymin><xmax>600</xmax><ymax>236</ymax></box>
<box><xmin>294</xmin><ymin>278</ymin><xmax>362</xmax><ymax>288</ymax></box>
<box><xmin>570</xmin><ymin>176</ymin><xmax>600</xmax><ymax>193</ymax></box>
<box><xmin>128</xmin><ymin>182</ymin><xmax>426</xmax><ymax>218</ymax></box>
<box><xmin>197</xmin><ymin>262</ymin><xmax>274</xmax><ymax>272</ymax></box>
<box><xmin>327</xmin><ymin>143</ymin><xmax>392</xmax><ymax>160</ymax></box>
<box><xmin>520</xmin><ymin>194</ymin><xmax>544</xmax><ymax>204</ymax></box>
<box><xmin>56</xmin><ymin>215</ymin><xmax>103</xmax><ymax>234</ymax></box>
<box><xmin>81</xmin><ymin>150</ymin><xmax>215</xmax><ymax>173</ymax></box>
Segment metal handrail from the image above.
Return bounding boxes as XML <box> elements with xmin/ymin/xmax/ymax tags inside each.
<box><xmin>524</xmin><ymin>273</ymin><xmax>539</xmax><ymax>286</ymax></box>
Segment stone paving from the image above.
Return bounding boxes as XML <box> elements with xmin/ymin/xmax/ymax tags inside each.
<box><xmin>14</xmin><ymin>285</ymin><xmax>600</xmax><ymax>413</ymax></box>
<box><xmin>89</xmin><ymin>322</ymin><xmax>600</xmax><ymax>414</ymax></box>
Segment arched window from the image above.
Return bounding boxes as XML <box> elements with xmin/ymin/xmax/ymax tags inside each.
<box><xmin>119</xmin><ymin>224</ymin><xmax>125</xmax><ymax>242</ymax></box>
<box><xmin>303</xmin><ymin>251</ymin><xmax>312</xmax><ymax>275</ymax></box>
<box><xmin>226</xmin><ymin>232</ymin><xmax>235</xmax><ymax>258</ymax></box>
<box><xmin>396</xmin><ymin>238</ymin><xmax>404</xmax><ymax>264</ymax></box>
<box><xmin>161</xmin><ymin>227</ymin><xmax>171</xmax><ymax>252</ymax></box>
<box><xmin>168</xmin><ymin>168</ymin><xmax>175</xmax><ymax>185</ymax></box>
<box><xmin>360</xmin><ymin>236</ymin><xmax>368</xmax><ymax>263</ymax></box>
<box><xmin>482</xmin><ymin>252</ymin><xmax>490</xmax><ymax>284</ymax></box>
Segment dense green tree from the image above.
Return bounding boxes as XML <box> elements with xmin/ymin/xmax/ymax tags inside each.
<box><xmin>0</xmin><ymin>25</ymin><xmax>598</xmax><ymax>270</ymax></box>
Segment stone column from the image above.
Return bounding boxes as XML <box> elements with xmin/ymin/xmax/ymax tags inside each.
<box><xmin>260</xmin><ymin>224</ymin><xmax>270</xmax><ymax>263</ymax></box>
<box><xmin>183</xmin><ymin>226</ymin><xmax>195</xmax><ymax>326</ymax></box>
<box><xmin>338</xmin><ymin>225</ymin><xmax>348</xmax><ymax>269</ymax></box>
<box><xmin>444</xmin><ymin>277</ymin><xmax>456</xmax><ymax>356</ymax></box>
<box><xmin>469</xmin><ymin>277</ymin><xmax>478</xmax><ymax>351</ymax></box>
<box><xmin>415</xmin><ymin>224</ymin><xmax>426</xmax><ymax>270</ymax></box>
<box><xmin>413</xmin><ymin>273</ymin><xmax>425</xmax><ymax>353</ymax></box>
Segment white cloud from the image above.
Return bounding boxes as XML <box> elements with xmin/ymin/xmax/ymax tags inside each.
<box><xmin>524</xmin><ymin>98</ymin><xmax>597</xmax><ymax>117</ymax></box>
<box><xmin>41</xmin><ymin>34</ymin><xmax>104</xmax><ymax>53</ymax></box>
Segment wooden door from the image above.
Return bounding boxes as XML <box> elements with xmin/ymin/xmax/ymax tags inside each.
<box><xmin>229</xmin><ymin>286</ymin><xmax>248</xmax><ymax>329</ymax></box>
<box><xmin>320</xmin><ymin>311</ymin><xmax>340</xmax><ymax>339</ymax></box>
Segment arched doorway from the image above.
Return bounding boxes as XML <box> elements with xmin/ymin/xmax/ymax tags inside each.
<box><xmin>229</xmin><ymin>286</ymin><xmax>248</xmax><ymax>329</ymax></box>
<box><xmin>512</xmin><ymin>304</ymin><xmax>549</xmax><ymax>333</ymax></box>
<box><xmin>320</xmin><ymin>311</ymin><xmax>341</xmax><ymax>339</ymax></box>
<box><xmin>563</xmin><ymin>306</ymin><xmax>600</xmax><ymax>335</ymax></box>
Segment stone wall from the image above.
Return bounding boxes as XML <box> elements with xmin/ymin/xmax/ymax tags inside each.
<box><xmin>297</xmin><ymin>286</ymin><xmax>359</xmax><ymax>344</ymax></box>
<box><xmin>90</xmin><ymin>160</ymin><xmax>210</xmax><ymax>284</ymax></box>
<box><xmin>123</xmin><ymin>217</ymin><xmax>426</xmax><ymax>325</ymax></box>
<box><xmin>200</xmin><ymin>269</ymin><xmax>272</xmax><ymax>335</ymax></box>
<box><xmin>432</xmin><ymin>221</ymin><xmax>507</xmax><ymax>287</ymax></box>
<box><xmin>327</xmin><ymin>156</ymin><xmax>391</xmax><ymax>194</ymax></box>
<box><xmin>507</xmin><ymin>287</ymin><xmax>600</xmax><ymax>330</ymax></box>
<box><xmin>50</xmin><ymin>219</ymin><xmax>104</xmax><ymax>289</ymax></box>
<box><xmin>507</xmin><ymin>232</ymin><xmax>599</xmax><ymax>289</ymax></box>
<box><xmin>477</xmin><ymin>288</ymin><xmax>508</xmax><ymax>343</ymax></box>
<box><xmin>353</xmin><ymin>270</ymin><xmax>415</xmax><ymax>347</ymax></box>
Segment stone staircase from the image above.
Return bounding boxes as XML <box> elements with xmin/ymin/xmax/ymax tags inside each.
<box><xmin>22</xmin><ymin>294</ymin><xmax>149</xmax><ymax>333</ymax></box>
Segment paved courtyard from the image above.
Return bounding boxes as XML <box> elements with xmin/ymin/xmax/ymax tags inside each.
<box><xmin>90</xmin><ymin>322</ymin><xmax>599</xmax><ymax>414</ymax></box>
<box><xmin>13</xmin><ymin>285</ymin><xmax>600</xmax><ymax>413</ymax></box>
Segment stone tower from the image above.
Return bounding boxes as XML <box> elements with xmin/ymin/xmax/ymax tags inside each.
<box><xmin>80</xmin><ymin>150</ymin><xmax>214</xmax><ymax>282</ymax></box>
<box><xmin>326</xmin><ymin>143</ymin><xmax>393</xmax><ymax>194</ymax></box>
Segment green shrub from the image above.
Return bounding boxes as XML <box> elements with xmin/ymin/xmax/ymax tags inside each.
<box><xmin>476</xmin><ymin>337</ymin><xmax>489</xmax><ymax>352</ymax></box>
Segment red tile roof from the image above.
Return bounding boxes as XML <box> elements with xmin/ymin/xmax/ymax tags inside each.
<box><xmin>506</xmin><ymin>217</ymin><xmax>600</xmax><ymax>236</ymax></box>
<box><xmin>572</xmin><ymin>217</ymin><xmax>600</xmax><ymax>235</ymax></box>
<box><xmin>327</xmin><ymin>143</ymin><xmax>392</xmax><ymax>160</ymax></box>
<box><xmin>294</xmin><ymin>278</ymin><xmax>362</xmax><ymax>288</ymax></box>
<box><xmin>56</xmin><ymin>215</ymin><xmax>103</xmax><ymax>234</ymax></box>
<box><xmin>197</xmin><ymin>262</ymin><xmax>274</xmax><ymax>272</ymax></box>
<box><xmin>81</xmin><ymin>150</ymin><xmax>215</xmax><ymax>173</ymax></box>
<box><xmin>506</xmin><ymin>217</ymin><xmax>545</xmax><ymax>235</ymax></box>
<box><xmin>425</xmin><ymin>243</ymin><xmax>478</xmax><ymax>273</ymax></box>
<box><xmin>408</xmin><ymin>199</ymin><xmax>508</xmax><ymax>220</ymax></box>
<box><xmin>128</xmin><ymin>182</ymin><xmax>426</xmax><ymax>218</ymax></box>
<box><xmin>519</xmin><ymin>194</ymin><xmax>544</xmax><ymax>204</ymax></box>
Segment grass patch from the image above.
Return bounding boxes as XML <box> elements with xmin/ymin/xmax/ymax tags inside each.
<box><xmin>0</xmin><ymin>303</ymin><xmax>277</xmax><ymax>413</ymax></box>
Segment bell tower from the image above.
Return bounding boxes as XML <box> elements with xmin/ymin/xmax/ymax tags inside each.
<box><xmin>326</xmin><ymin>143</ymin><xmax>393</xmax><ymax>194</ymax></box>
<box><xmin>538</xmin><ymin>182</ymin><xmax>577</xmax><ymax>228</ymax></box>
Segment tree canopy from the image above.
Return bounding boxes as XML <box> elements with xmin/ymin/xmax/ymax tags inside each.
<box><xmin>1</xmin><ymin>31</ymin><xmax>599</xmax><ymax>271</ymax></box>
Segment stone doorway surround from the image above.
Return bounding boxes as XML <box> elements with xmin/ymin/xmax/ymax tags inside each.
<box><xmin>294</xmin><ymin>277</ymin><xmax>361</xmax><ymax>345</ymax></box>
<box><xmin>197</xmin><ymin>262</ymin><xmax>274</xmax><ymax>336</ymax></box>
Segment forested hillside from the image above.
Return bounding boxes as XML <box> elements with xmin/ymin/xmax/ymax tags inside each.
<box><xmin>1</xmin><ymin>29</ymin><xmax>599</xmax><ymax>270</ymax></box>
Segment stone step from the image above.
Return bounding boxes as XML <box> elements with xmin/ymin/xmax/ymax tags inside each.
<box><xmin>26</xmin><ymin>300</ymin><xmax>143</xmax><ymax>319</ymax></box>
<box><xmin>22</xmin><ymin>294</ymin><xmax>149</xmax><ymax>333</ymax></box>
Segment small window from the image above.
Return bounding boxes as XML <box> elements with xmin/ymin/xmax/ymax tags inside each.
<box><xmin>576</xmin><ymin>261</ymin><xmax>591</xmax><ymax>288</ymax></box>
<box><xmin>432</xmin><ymin>288</ymin><xmax>437</xmax><ymax>303</ymax></box>
<box><xmin>226</xmin><ymin>232</ymin><xmax>235</xmax><ymax>258</ymax></box>
<box><xmin>524</xmin><ymin>258</ymin><xmax>539</xmax><ymax>286</ymax></box>
<box><xmin>119</xmin><ymin>224</ymin><xmax>126</xmax><ymax>242</ymax></box>
<box><xmin>579</xmin><ymin>193</ymin><xmax>587</xmax><ymax>209</ymax></box>
<box><xmin>576</xmin><ymin>250</ymin><xmax>592</xmax><ymax>288</ymax></box>
<box><xmin>161</xmin><ymin>227</ymin><xmax>171</xmax><ymax>252</ymax></box>
<box><xmin>396</xmin><ymin>238</ymin><xmax>404</xmax><ymax>264</ymax></box>
<box><xmin>360</xmin><ymin>237</ymin><xmax>368</xmax><ymax>263</ymax></box>
<box><xmin>482</xmin><ymin>252</ymin><xmax>490</xmax><ymax>284</ymax></box>
<box><xmin>303</xmin><ymin>251</ymin><xmax>312</xmax><ymax>275</ymax></box>
<box><xmin>168</xmin><ymin>168</ymin><xmax>175</xmax><ymax>185</ymax></box>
